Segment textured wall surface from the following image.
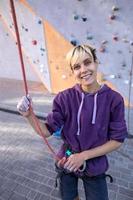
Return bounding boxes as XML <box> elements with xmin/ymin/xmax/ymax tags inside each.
<box><xmin>0</xmin><ymin>0</ymin><xmax>51</xmax><ymax>91</ymax></box>
<box><xmin>26</xmin><ymin>0</ymin><xmax>133</xmax><ymax>102</ymax></box>
<box><xmin>26</xmin><ymin>0</ymin><xmax>133</xmax><ymax>134</ymax></box>
<box><xmin>0</xmin><ymin>10</ymin><xmax>40</xmax><ymax>82</ymax></box>
<box><xmin>0</xmin><ymin>1</ymin><xmax>133</xmax><ymax>199</ymax></box>
<box><xmin>0</xmin><ymin>0</ymin><xmax>133</xmax><ymax>131</ymax></box>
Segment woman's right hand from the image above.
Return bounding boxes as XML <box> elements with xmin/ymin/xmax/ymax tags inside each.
<box><xmin>57</xmin><ymin>157</ymin><xmax>67</xmax><ymax>168</ymax></box>
<box><xmin>17</xmin><ymin>95</ymin><xmax>32</xmax><ymax>117</ymax></box>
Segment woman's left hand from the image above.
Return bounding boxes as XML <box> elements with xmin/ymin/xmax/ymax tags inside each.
<box><xmin>64</xmin><ymin>153</ymin><xmax>85</xmax><ymax>172</ymax></box>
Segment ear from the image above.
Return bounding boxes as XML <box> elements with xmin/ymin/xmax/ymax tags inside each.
<box><xmin>95</xmin><ymin>59</ymin><xmax>99</xmax><ymax>65</ymax></box>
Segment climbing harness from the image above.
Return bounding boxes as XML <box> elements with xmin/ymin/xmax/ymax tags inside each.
<box><xmin>55</xmin><ymin>163</ymin><xmax>113</xmax><ymax>188</ymax></box>
<box><xmin>55</xmin><ymin>143</ymin><xmax>113</xmax><ymax>187</ymax></box>
<box><xmin>9</xmin><ymin>0</ymin><xmax>59</xmax><ymax>161</ymax></box>
<box><xmin>65</xmin><ymin>147</ymin><xmax>86</xmax><ymax>172</ymax></box>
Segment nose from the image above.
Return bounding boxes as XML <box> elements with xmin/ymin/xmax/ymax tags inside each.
<box><xmin>80</xmin><ymin>63</ymin><xmax>87</xmax><ymax>73</ymax></box>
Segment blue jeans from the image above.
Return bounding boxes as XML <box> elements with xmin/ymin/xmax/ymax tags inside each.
<box><xmin>59</xmin><ymin>172</ymin><xmax>109</xmax><ymax>200</ymax></box>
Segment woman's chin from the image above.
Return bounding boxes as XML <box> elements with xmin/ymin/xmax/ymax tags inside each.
<box><xmin>81</xmin><ymin>78</ymin><xmax>95</xmax><ymax>86</ymax></box>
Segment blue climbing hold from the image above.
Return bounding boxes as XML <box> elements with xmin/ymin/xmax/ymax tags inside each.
<box><xmin>38</xmin><ymin>20</ymin><xmax>42</xmax><ymax>24</ymax></box>
<box><xmin>71</xmin><ymin>40</ymin><xmax>77</xmax><ymax>46</ymax></box>
<box><xmin>74</xmin><ymin>14</ymin><xmax>79</xmax><ymax>20</ymax></box>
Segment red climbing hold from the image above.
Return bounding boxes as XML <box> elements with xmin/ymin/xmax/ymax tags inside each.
<box><xmin>99</xmin><ymin>46</ymin><xmax>106</xmax><ymax>53</ymax></box>
<box><xmin>32</xmin><ymin>40</ymin><xmax>37</xmax><ymax>45</ymax></box>
<box><xmin>109</xmin><ymin>14</ymin><xmax>116</xmax><ymax>20</ymax></box>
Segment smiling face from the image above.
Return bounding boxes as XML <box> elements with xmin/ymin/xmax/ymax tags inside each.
<box><xmin>72</xmin><ymin>53</ymin><xmax>98</xmax><ymax>87</ymax></box>
<box><xmin>67</xmin><ymin>45</ymin><xmax>98</xmax><ymax>92</ymax></box>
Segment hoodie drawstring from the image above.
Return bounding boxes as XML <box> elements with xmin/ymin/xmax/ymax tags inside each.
<box><xmin>76</xmin><ymin>93</ymin><xmax>84</xmax><ymax>135</ymax></box>
<box><xmin>92</xmin><ymin>93</ymin><xmax>98</xmax><ymax>124</ymax></box>
<box><xmin>76</xmin><ymin>92</ymin><xmax>98</xmax><ymax>135</ymax></box>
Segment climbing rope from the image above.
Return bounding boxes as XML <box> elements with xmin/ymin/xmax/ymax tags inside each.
<box><xmin>9</xmin><ymin>0</ymin><xmax>59</xmax><ymax>161</ymax></box>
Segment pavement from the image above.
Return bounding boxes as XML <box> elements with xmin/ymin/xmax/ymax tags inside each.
<box><xmin>0</xmin><ymin>78</ymin><xmax>133</xmax><ymax>200</ymax></box>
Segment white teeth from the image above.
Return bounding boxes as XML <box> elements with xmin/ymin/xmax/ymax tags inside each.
<box><xmin>81</xmin><ymin>74</ymin><xmax>92</xmax><ymax>79</ymax></box>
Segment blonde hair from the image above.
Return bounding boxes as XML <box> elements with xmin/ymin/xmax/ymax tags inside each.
<box><xmin>66</xmin><ymin>44</ymin><xmax>97</xmax><ymax>69</ymax></box>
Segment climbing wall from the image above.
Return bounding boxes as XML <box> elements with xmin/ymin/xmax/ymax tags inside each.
<box><xmin>22</xmin><ymin>0</ymin><xmax>77</xmax><ymax>94</ymax></box>
<box><xmin>25</xmin><ymin>0</ymin><xmax>133</xmax><ymax>135</ymax></box>
<box><xmin>0</xmin><ymin>0</ymin><xmax>133</xmax><ymax>107</ymax></box>
<box><xmin>26</xmin><ymin>0</ymin><xmax>133</xmax><ymax>104</ymax></box>
<box><xmin>0</xmin><ymin>6</ymin><xmax>40</xmax><ymax>82</ymax></box>
<box><xmin>0</xmin><ymin>0</ymin><xmax>52</xmax><ymax>91</ymax></box>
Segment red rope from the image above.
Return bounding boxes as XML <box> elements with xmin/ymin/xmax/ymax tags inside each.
<box><xmin>9</xmin><ymin>0</ymin><xmax>59</xmax><ymax>161</ymax></box>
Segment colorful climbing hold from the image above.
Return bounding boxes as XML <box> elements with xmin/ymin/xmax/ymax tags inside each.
<box><xmin>40</xmin><ymin>48</ymin><xmax>45</xmax><ymax>51</ymax></box>
<box><xmin>122</xmin><ymin>62</ymin><xmax>126</xmax><ymax>67</ymax></box>
<box><xmin>113</xmin><ymin>35</ymin><xmax>118</xmax><ymax>41</ymax></box>
<box><xmin>122</xmin><ymin>38</ymin><xmax>129</xmax><ymax>43</ymax></box>
<box><xmin>124</xmin><ymin>80</ymin><xmax>129</xmax><ymax>84</ymax></box>
<box><xmin>71</xmin><ymin>40</ymin><xmax>77</xmax><ymax>46</ymax></box>
<box><xmin>86</xmin><ymin>35</ymin><xmax>93</xmax><ymax>40</ymax></box>
<box><xmin>32</xmin><ymin>40</ymin><xmax>37</xmax><ymax>45</ymax></box>
<box><xmin>40</xmin><ymin>68</ymin><xmax>44</xmax><ymax>73</ymax></box>
<box><xmin>73</xmin><ymin>14</ymin><xmax>79</xmax><ymax>20</ymax></box>
<box><xmin>112</xmin><ymin>5</ymin><xmax>119</xmax><ymax>11</ymax></box>
<box><xmin>117</xmin><ymin>74</ymin><xmax>122</xmax><ymax>79</ymax></box>
<box><xmin>101</xmin><ymin>40</ymin><xmax>108</xmax><ymax>45</ymax></box>
<box><xmin>130</xmin><ymin>41</ymin><xmax>133</xmax><ymax>46</ymax></box>
<box><xmin>99</xmin><ymin>46</ymin><xmax>106</xmax><ymax>53</ymax></box>
<box><xmin>109</xmin><ymin>14</ymin><xmax>116</xmax><ymax>20</ymax></box>
<box><xmin>82</xmin><ymin>15</ymin><xmax>87</xmax><ymax>22</ymax></box>
<box><xmin>109</xmin><ymin>74</ymin><xmax>116</xmax><ymax>79</ymax></box>
<box><xmin>40</xmin><ymin>64</ymin><xmax>44</xmax><ymax>69</ymax></box>
<box><xmin>38</xmin><ymin>20</ymin><xmax>42</xmax><ymax>24</ymax></box>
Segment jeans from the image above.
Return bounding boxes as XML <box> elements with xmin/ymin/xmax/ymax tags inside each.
<box><xmin>59</xmin><ymin>172</ymin><xmax>109</xmax><ymax>200</ymax></box>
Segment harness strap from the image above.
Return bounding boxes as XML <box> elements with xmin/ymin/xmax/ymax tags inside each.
<box><xmin>55</xmin><ymin>165</ymin><xmax>114</xmax><ymax>188</ymax></box>
<box><xmin>55</xmin><ymin>162</ymin><xmax>70</xmax><ymax>188</ymax></box>
<box><xmin>105</xmin><ymin>174</ymin><xmax>113</xmax><ymax>183</ymax></box>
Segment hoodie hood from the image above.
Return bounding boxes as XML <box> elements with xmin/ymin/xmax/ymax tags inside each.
<box><xmin>74</xmin><ymin>84</ymin><xmax>111</xmax><ymax>135</ymax></box>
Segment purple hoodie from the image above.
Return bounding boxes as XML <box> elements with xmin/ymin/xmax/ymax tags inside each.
<box><xmin>46</xmin><ymin>84</ymin><xmax>127</xmax><ymax>176</ymax></box>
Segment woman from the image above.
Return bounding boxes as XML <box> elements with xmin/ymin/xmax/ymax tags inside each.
<box><xmin>17</xmin><ymin>44</ymin><xmax>127</xmax><ymax>200</ymax></box>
